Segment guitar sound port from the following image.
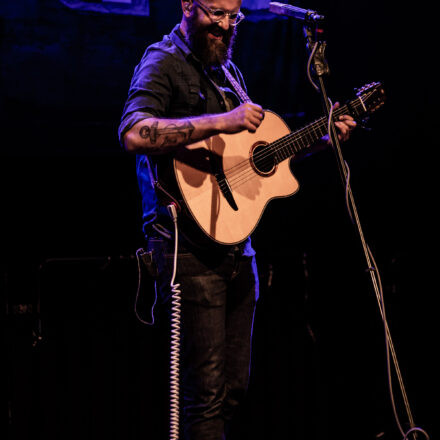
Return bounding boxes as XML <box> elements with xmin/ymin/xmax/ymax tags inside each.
<box><xmin>250</xmin><ymin>142</ymin><xmax>277</xmax><ymax>177</ymax></box>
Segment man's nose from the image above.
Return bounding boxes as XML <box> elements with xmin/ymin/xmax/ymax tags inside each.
<box><xmin>217</xmin><ymin>16</ymin><xmax>230</xmax><ymax>31</ymax></box>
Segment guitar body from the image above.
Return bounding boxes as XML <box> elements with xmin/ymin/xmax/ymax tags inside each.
<box><xmin>174</xmin><ymin>110</ymin><xmax>299</xmax><ymax>244</ymax></box>
<box><xmin>173</xmin><ymin>82</ymin><xmax>385</xmax><ymax>245</ymax></box>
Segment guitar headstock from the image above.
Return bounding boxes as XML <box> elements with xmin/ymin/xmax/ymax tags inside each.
<box><xmin>351</xmin><ymin>82</ymin><xmax>386</xmax><ymax>118</ymax></box>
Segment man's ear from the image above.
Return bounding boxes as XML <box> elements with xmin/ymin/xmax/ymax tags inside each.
<box><xmin>182</xmin><ymin>0</ymin><xmax>193</xmax><ymax>16</ymax></box>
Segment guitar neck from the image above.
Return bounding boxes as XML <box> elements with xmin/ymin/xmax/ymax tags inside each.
<box><xmin>272</xmin><ymin>104</ymin><xmax>351</xmax><ymax>163</ymax></box>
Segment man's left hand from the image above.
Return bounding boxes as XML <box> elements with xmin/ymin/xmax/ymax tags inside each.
<box><xmin>333</xmin><ymin>102</ymin><xmax>357</xmax><ymax>142</ymax></box>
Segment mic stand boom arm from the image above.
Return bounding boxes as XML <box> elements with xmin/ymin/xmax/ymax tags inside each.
<box><xmin>303</xmin><ymin>21</ymin><xmax>419</xmax><ymax>440</ymax></box>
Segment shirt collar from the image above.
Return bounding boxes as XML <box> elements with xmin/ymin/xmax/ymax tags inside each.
<box><xmin>168</xmin><ymin>24</ymin><xmax>194</xmax><ymax>60</ymax></box>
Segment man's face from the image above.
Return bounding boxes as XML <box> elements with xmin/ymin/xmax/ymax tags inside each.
<box><xmin>185</xmin><ymin>0</ymin><xmax>242</xmax><ymax>67</ymax></box>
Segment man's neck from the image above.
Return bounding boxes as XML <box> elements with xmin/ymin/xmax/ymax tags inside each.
<box><xmin>179</xmin><ymin>20</ymin><xmax>188</xmax><ymax>39</ymax></box>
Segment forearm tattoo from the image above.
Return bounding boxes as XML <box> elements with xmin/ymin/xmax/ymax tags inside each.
<box><xmin>139</xmin><ymin>120</ymin><xmax>195</xmax><ymax>150</ymax></box>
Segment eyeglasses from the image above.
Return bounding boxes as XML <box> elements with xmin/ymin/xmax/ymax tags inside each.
<box><xmin>193</xmin><ymin>0</ymin><xmax>245</xmax><ymax>26</ymax></box>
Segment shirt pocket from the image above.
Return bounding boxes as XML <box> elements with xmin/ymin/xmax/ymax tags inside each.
<box><xmin>187</xmin><ymin>83</ymin><xmax>207</xmax><ymax>115</ymax></box>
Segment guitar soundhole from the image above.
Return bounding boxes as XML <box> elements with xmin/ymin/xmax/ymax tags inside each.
<box><xmin>250</xmin><ymin>142</ymin><xmax>276</xmax><ymax>176</ymax></box>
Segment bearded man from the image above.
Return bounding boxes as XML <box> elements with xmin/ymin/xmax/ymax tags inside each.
<box><xmin>118</xmin><ymin>1</ymin><xmax>355</xmax><ymax>439</ymax></box>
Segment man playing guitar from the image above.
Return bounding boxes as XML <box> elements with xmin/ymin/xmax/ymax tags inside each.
<box><xmin>119</xmin><ymin>1</ymin><xmax>356</xmax><ymax>438</ymax></box>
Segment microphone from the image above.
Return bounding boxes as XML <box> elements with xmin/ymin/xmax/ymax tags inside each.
<box><xmin>269</xmin><ymin>2</ymin><xmax>324</xmax><ymax>23</ymax></box>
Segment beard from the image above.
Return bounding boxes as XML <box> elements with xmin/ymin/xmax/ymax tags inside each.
<box><xmin>185</xmin><ymin>11</ymin><xmax>237</xmax><ymax>67</ymax></box>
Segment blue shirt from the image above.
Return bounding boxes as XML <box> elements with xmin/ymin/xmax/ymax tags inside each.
<box><xmin>118</xmin><ymin>24</ymin><xmax>254</xmax><ymax>255</ymax></box>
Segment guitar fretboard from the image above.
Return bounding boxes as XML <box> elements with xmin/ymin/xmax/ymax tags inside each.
<box><xmin>271</xmin><ymin>104</ymin><xmax>352</xmax><ymax>164</ymax></box>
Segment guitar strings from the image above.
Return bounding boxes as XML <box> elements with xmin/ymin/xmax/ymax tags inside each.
<box><xmin>221</xmin><ymin>103</ymin><xmax>359</xmax><ymax>192</ymax></box>
<box><xmin>224</xmin><ymin>105</ymin><xmax>348</xmax><ymax>183</ymax></box>
<box><xmin>222</xmin><ymin>116</ymin><xmax>330</xmax><ymax>191</ymax></box>
<box><xmin>225</xmin><ymin>115</ymin><xmax>325</xmax><ymax>182</ymax></box>
<box><xmin>222</xmin><ymin>98</ymin><xmax>367</xmax><ymax>193</ymax></box>
<box><xmin>219</xmin><ymin>87</ymin><xmax>375</xmax><ymax>186</ymax></box>
<box><xmin>229</xmin><ymin>94</ymin><xmax>367</xmax><ymax>183</ymax></box>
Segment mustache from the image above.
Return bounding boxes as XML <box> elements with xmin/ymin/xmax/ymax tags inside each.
<box><xmin>208</xmin><ymin>23</ymin><xmax>236</xmax><ymax>43</ymax></box>
<box><xmin>206</xmin><ymin>23</ymin><xmax>230</xmax><ymax>37</ymax></box>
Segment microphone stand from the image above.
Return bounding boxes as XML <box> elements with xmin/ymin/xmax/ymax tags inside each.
<box><xmin>302</xmin><ymin>20</ymin><xmax>420</xmax><ymax>440</ymax></box>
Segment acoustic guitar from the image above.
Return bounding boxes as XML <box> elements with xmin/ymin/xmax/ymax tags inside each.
<box><xmin>173</xmin><ymin>82</ymin><xmax>385</xmax><ymax>245</ymax></box>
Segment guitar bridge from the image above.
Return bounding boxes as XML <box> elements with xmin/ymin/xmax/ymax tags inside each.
<box><xmin>215</xmin><ymin>173</ymin><xmax>238</xmax><ymax>211</ymax></box>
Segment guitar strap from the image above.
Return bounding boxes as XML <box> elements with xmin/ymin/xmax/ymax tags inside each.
<box><xmin>221</xmin><ymin>64</ymin><xmax>253</xmax><ymax>104</ymax></box>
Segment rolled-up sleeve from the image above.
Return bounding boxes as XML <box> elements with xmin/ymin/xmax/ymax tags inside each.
<box><xmin>118</xmin><ymin>46</ymin><xmax>173</xmax><ymax>146</ymax></box>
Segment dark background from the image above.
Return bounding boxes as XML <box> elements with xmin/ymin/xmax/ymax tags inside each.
<box><xmin>1</xmin><ymin>1</ymin><xmax>437</xmax><ymax>439</ymax></box>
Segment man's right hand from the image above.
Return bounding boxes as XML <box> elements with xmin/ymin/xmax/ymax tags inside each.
<box><xmin>123</xmin><ymin>103</ymin><xmax>265</xmax><ymax>155</ymax></box>
<box><xmin>219</xmin><ymin>103</ymin><xmax>265</xmax><ymax>134</ymax></box>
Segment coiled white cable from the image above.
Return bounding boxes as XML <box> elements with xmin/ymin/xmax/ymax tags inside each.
<box><xmin>168</xmin><ymin>203</ymin><xmax>181</xmax><ymax>440</ymax></box>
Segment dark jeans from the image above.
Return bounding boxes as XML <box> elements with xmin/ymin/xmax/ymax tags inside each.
<box><xmin>147</xmin><ymin>237</ymin><xmax>259</xmax><ymax>440</ymax></box>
